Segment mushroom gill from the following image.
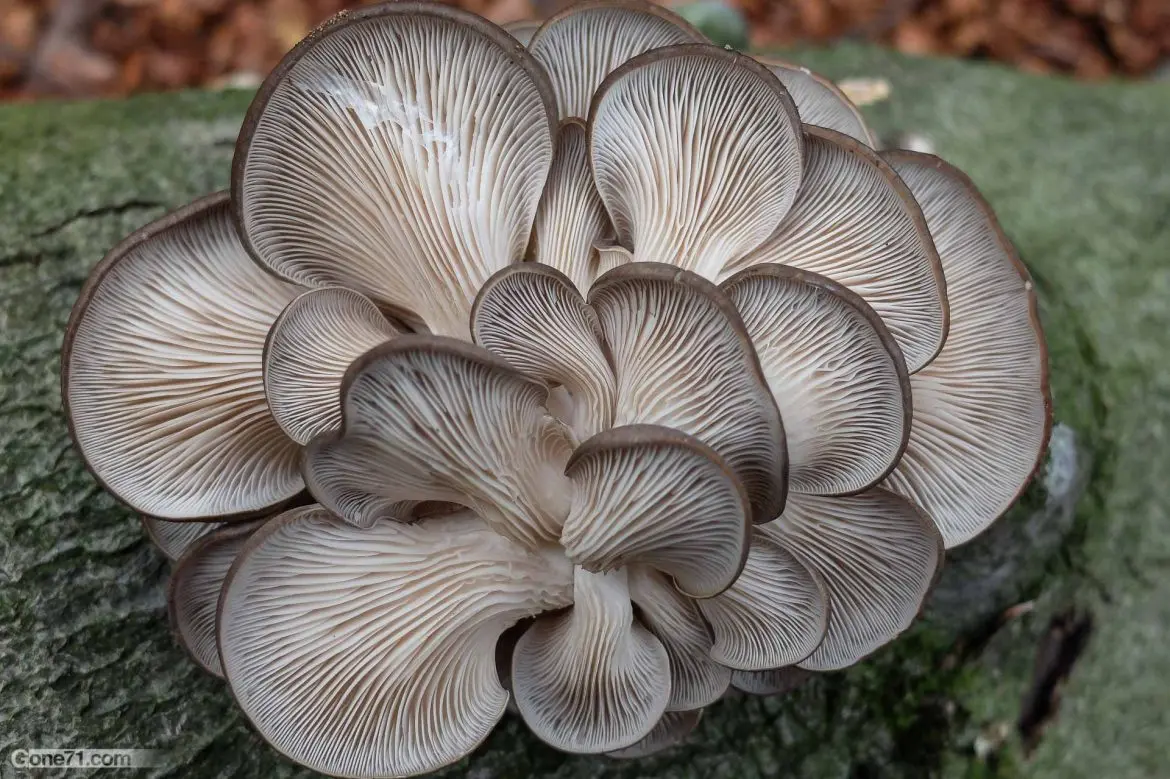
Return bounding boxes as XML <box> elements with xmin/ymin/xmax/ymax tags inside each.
<box><xmin>63</xmin><ymin>193</ymin><xmax>303</xmax><ymax>520</ymax></box>
<box><xmin>232</xmin><ymin>4</ymin><xmax>556</xmax><ymax>339</ymax></box>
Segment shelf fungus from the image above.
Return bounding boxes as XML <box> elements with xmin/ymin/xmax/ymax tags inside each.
<box><xmin>62</xmin><ymin>2</ymin><xmax>1051</xmax><ymax>776</ymax></box>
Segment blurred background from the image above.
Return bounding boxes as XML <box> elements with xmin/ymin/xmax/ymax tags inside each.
<box><xmin>1</xmin><ymin>0</ymin><xmax>1167</xmax><ymax>100</ymax></box>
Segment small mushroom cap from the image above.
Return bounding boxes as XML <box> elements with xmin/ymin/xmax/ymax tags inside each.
<box><xmin>729</xmin><ymin>126</ymin><xmax>949</xmax><ymax>373</ymax></box>
<box><xmin>589</xmin><ymin>263</ymin><xmax>788</xmax><ymax>523</ymax></box>
<box><xmin>768</xmin><ymin>489</ymin><xmax>944</xmax><ymax>671</ymax></box>
<box><xmin>528</xmin><ymin>0</ymin><xmax>705</xmax><ymax>120</ymax></box>
<box><xmin>512</xmin><ymin>567</ymin><xmax>671</xmax><ymax>754</ymax></box>
<box><xmin>562</xmin><ymin>424</ymin><xmax>751</xmax><ymax>599</ymax></box>
<box><xmin>303</xmin><ymin>336</ymin><xmax>574</xmax><ymax>546</ymax></box>
<box><xmin>62</xmin><ymin>192</ymin><xmax>303</xmax><ymax>521</ymax></box>
<box><xmin>589</xmin><ymin>43</ymin><xmax>804</xmax><ymax>277</ymax></box>
<box><xmin>628</xmin><ymin>565</ymin><xmax>730</xmax><ymax>710</ymax></box>
<box><xmin>723</xmin><ymin>264</ymin><xmax>911</xmax><ymax>496</ymax></box>
<box><xmin>263</xmin><ymin>286</ymin><xmax>398</xmax><ymax>445</ymax></box>
<box><xmin>470</xmin><ymin>263</ymin><xmax>615</xmax><ymax>439</ymax></box>
<box><xmin>142</xmin><ymin>516</ymin><xmax>224</xmax><ymax>562</ymax></box>
<box><xmin>881</xmin><ymin>150</ymin><xmax>1051</xmax><ymax>547</ymax></box>
<box><xmin>697</xmin><ymin>529</ymin><xmax>828</xmax><ymax>670</ymax></box>
<box><xmin>606</xmin><ymin>709</ymin><xmax>704</xmax><ymax>759</ymax></box>
<box><xmin>167</xmin><ymin>520</ymin><xmax>262</xmax><ymax>677</ymax></box>
<box><xmin>232</xmin><ymin>3</ymin><xmax>556</xmax><ymax>339</ymax></box>
<box><xmin>218</xmin><ymin>505</ymin><xmax>573</xmax><ymax>779</ymax></box>
<box><xmin>756</xmin><ymin>57</ymin><xmax>877</xmax><ymax>146</ymax></box>
<box><xmin>528</xmin><ymin>120</ymin><xmax>616</xmax><ymax>296</ymax></box>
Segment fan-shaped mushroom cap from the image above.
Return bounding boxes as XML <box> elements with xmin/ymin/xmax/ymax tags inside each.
<box><xmin>882</xmin><ymin>151</ymin><xmax>1051</xmax><ymax>547</ymax></box>
<box><xmin>263</xmin><ymin>287</ymin><xmax>398</xmax><ymax>445</ymax></box>
<box><xmin>757</xmin><ymin>58</ymin><xmax>876</xmax><ymax>146</ymax></box>
<box><xmin>562</xmin><ymin>425</ymin><xmax>751</xmax><ymax>599</ymax></box>
<box><xmin>697</xmin><ymin>530</ymin><xmax>828</xmax><ymax>670</ymax></box>
<box><xmin>723</xmin><ymin>264</ymin><xmax>911</xmax><ymax>496</ymax></box>
<box><xmin>731</xmin><ymin>666</ymin><xmax>812</xmax><ymax>696</ymax></box>
<box><xmin>219</xmin><ymin>505</ymin><xmax>573</xmax><ymax>779</ymax></box>
<box><xmin>142</xmin><ymin>517</ymin><xmax>224</xmax><ymax>561</ymax></box>
<box><xmin>62</xmin><ymin>193</ymin><xmax>303</xmax><ymax>521</ymax></box>
<box><xmin>528</xmin><ymin>0</ymin><xmax>705</xmax><ymax>120</ymax></box>
<box><xmin>728</xmin><ymin>126</ymin><xmax>948</xmax><ymax>373</ymax></box>
<box><xmin>607</xmin><ymin>709</ymin><xmax>703</xmax><ymax>759</ymax></box>
<box><xmin>589</xmin><ymin>263</ymin><xmax>788</xmax><ymax>522</ymax></box>
<box><xmin>470</xmin><ymin>263</ymin><xmax>615</xmax><ymax>439</ymax></box>
<box><xmin>504</xmin><ymin>18</ymin><xmax>541</xmax><ymax>45</ymax></box>
<box><xmin>628</xmin><ymin>565</ymin><xmax>730</xmax><ymax>710</ymax></box>
<box><xmin>167</xmin><ymin>520</ymin><xmax>261</xmax><ymax>677</ymax></box>
<box><xmin>512</xmin><ymin>567</ymin><xmax>671</xmax><ymax>753</ymax></box>
<box><xmin>589</xmin><ymin>44</ymin><xmax>804</xmax><ymax>277</ymax></box>
<box><xmin>529</xmin><ymin>120</ymin><xmax>615</xmax><ymax>295</ymax></box>
<box><xmin>232</xmin><ymin>3</ymin><xmax>556</xmax><ymax>339</ymax></box>
<box><xmin>766</xmin><ymin>489</ymin><xmax>943</xmax><ymax>671</ymax></box>
<box><xmin>304</xmin><ymin>336</ymin><xmax>574</xmax><ymax>546</ymax></box>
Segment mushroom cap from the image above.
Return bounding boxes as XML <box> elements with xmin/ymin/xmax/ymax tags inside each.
<box><xmin>303</xmin><ymin>335</ymin><xmax>574</xmax><ymax>546</ymax></box>
<box><xmin>62</xmin><ymin>192</ymin><xmax>303</xmax><ymax>521</ymax></box>
<box><xmin>219</xmin><ymin>505</ymin><xmax>573</xmax><ymax>778</ymax></box>
<box><xmin>562</xmin><ymin>424</ymin><xmax>752</xmax><ymax>599</ymax></box>
<box><xmin>697</xmin><ymin>529</ymin><xmax>828</xmax><ymax>670</ymax></box>
<box><xmin>756</xmin><ymin>57</ymin><xmax>877</xmax><ymax>146</ymax></box>
<box><xmin>528</xmin><ymin>0</ymin><xmax>705</xmax><ymax>120</ymax></box>
<box><xmin>881</xmin><ymin>150</ymin><xmax>1052</xmax><ymax>547</ymax></box>
<box><xmin>512</xmin><ymin>567</ymin><xmax>671</xmax><ymax>753</ymax></box>
<box><xmin>768</xmin><ymin>489</ymin><xmax>944</xmax><ymax>671</ymax></box>
<box><xmin>470</xmin><ymin>262</ymin><xmax>615</xmax><ymax>439</ymax></box>
<box><xmin>729</xmin><ymin>126</ymin><xmax>949</xmax><ymax>373</ymax></box>
<box><xmin>263</xmin><ymin>286</ymin><xmax>398</xmax><ymax>445</ymax></box>
<box><xmin>627</xmin><ymin>565</ymin><xmax>730</xmax><ymax>710</ymax></box>
<box><xmin>588</xmin><ymin>43</ymin><xmax>804</xmax><ymax>277</ymax></box>
<box><xmin>503</xmin><ymin>18</ymin><xmax>542</xmax><ymax>45</ymax></box>
<box><xmin>730</xmin><ymin>666</ymin><xmax>813</xmax><ymax>696</ymax></box>
<box><xmin>589</xmin><ymin>262</ymin><xmax>788</xmax><ymax>523</ymax></box>
<box><xmin>528</xmin><ymin>119</ymin><xmax>616</xmax><ymax>296</ymax></box>
<box><xmin>232</xmin><ymin>2</ymin><xmax>557</xmax><ymax>339</ymax></box>
<box><xmin>722</xmin><ymin>263</ymin><xmax>911</xmax><ymax>496</ymax></box>
<box><xmin>167</xmin><ymin>520</ymin><xmax>262</xmax><ymax>677</ymax></box>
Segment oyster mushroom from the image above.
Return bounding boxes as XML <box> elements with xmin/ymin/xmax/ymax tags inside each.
<box><xmin>303</xmin><ymin>337</ymin><xmax>574</xmax><ymax>540</ymax></box>
<box><xmin>218</xmin><ymin>505</ymin><xmax>574</xmax><ymax>778</ymax></box>
<box><xmin>232</xmin><ymin>3</ymin><xmax>557</xmax><ymax>339</ymax></box>
<box><xmin>527</xmin><ymin>119</ymin><xmax>615</xmax><ymax>295</ymax></box>
<box><xmin>881</xmin><ymin>151</ymin><xmax>1051</xmax><ymax>546</ymax></box>
<box><xmin>607</xmin><ymin>709</ymin><xmax>704</xmax><ymax>759</ymax></box>
<box><xmin>589</xmin><ymin>44</ymin><xmax>804</xmax><ymax>278</ymax></box>
<box><xmin>503</xmin><ymin>18</ymin><xmax>541</xmax><ymax>45</ymax></box>
<box><xmin>168</xmin><ymin>520</ymin><xmax>262</xmax><ymax>676</ymax></box>
<box><xmin>61</xmin><ymin>1</ymin><xmax>1053</xmax><ymax>775</ymax></box>
<box><xmin>729</xmin><ymin>126</ymin><xmax>949</xmax><ymax>373</ymax></box>
<box><xmin>722</xmin><ymin>264</ymin><xmax>911</xmax><ymax>496</ymax></box>
<box><xmin>757</xmin><ymin>57</ymin><xmax>877</xmax><ymax>146</ymax></box>
<box><xmin>62</xmin><ymin>192</ymin><xmax>303</xmax><ymax>520</ymax></box>
<box><xmin>527</xmin><ymin>0</ymin><xmax>705</xmax><ymax>120</ymax></box>
<box><xmin>263</xmin><ymin>286</ymin><xmax>398</xmax><ymax>444</ymax></box>
<box><xmin>470</xmin><ymin>263</ymin><xmax>615</xmax><ymax>438</ymax></box>
<box><xmin>589</xmin><ymin>263</ymin><xmax>788</xmax><ymax>523</ymax></box>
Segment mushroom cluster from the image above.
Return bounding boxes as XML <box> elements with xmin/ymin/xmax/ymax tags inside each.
<box><xmin>61</xmin><ymin>2</ymin><xmax>1051</xmax><ymax>776</ymax></box>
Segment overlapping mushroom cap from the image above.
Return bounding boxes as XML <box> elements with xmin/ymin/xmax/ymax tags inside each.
<box><xmin>62</xmin><ymin>2</ymin><xmax>1050</xmax><ymax>777</ymax></box>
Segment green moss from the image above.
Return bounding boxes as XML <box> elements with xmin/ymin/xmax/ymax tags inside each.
<box><xmin>3</xmin><ymin>47</ymin><xmax>1168</xmax><ymax>778</ymax></box>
